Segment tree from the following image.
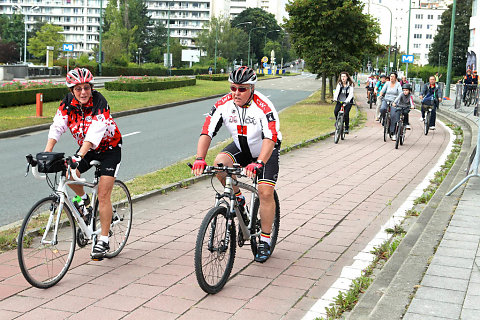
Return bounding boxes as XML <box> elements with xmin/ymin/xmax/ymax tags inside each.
<box><xmin>144</xmin><ymin>22</ymin><xmax>167</xmax><ymax>63</ymax></box>
<box><xmin>27</xmin><ymin>23</ymin><xmax>65</xmax><ymax>62</ymax></box>
<box><xmin>0</xmin><ymin>42</ymin><xmax>19</xmax><ymax>63</ymax></box>
<box><xmin>231</xmin><ymin>8</ymin><xmax>282</xmax><ymax>66</ymax></box>
<box><xmin>169</xmin><ymin>38</ymin><xmax>185</xmax><ymax>68</ymax></box>
<box><xmin>0</xmin><ymin>13</ymin><xmax>24</xmax><ymax>59</ymax></box>
<box><xmin>428</xmin><ymin>0</ymin><xmax>472</xmax><ymax>76</ymax></box>
<box><xmin>195</xmin><ymin>17</ymin><xmax>249</xmax><ymax>64</ymax></box>
<box><xmin>285</xmin><ymin>0</ymin><xmax>382</xmax><ymax>101</ymax></box>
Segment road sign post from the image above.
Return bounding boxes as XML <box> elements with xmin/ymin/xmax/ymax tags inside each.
<box><xmin>63</xmin><ymin>44</ymin><xmax>74</xmax><ymax>73</ymax></box>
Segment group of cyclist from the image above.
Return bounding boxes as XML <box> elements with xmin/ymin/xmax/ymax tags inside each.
<box><xmin>43</xmin><ymin>66</ymin><xmax>280</xmax><ymax>263</ymax></box>
<box><xmin>458</xmin><ymin>69</ymin><xmax>478</xmax><ymax>104</ymax></box>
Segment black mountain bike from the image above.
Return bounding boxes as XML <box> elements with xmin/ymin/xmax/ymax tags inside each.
<box><xmin>394</xmin><ymin>107</ymin><xmax>409</xmax><ymax>149</ymax></box>
<box><xmin>423</xmin><ymin>104</ymin><xmax>432</xmax><ymax>135</ymax></box>
<box><xmin>190</xmin><ymin>164</ymin><xmax>280</xmax><ymax>294</ymax></box>
<box><xmin>464</xmin><ymin>84</ymin><xmax>477</xmax><ymax>107</ymax></box>
<box><xmin>383</xmin><ymin>101</ymin><xmax>393</xmax><ymax>142</ymax></box>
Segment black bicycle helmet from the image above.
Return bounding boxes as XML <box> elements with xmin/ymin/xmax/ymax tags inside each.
<box><xmin>402</xmin><ymin>83</ymin><xmax>412</xmax><ymax>91</ymax></box>
<box><xmin>380</xmin><ymin>74</ymin><xmax>386</xmax><ymax>78</ymax></box>
<box><xmin>229</xmin><ymin>66</ymin><xmax>257</xmax><ymax>85</ymax></box>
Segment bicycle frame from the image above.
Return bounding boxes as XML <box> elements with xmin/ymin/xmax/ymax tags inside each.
<box><xmin>30</xmin><ymin>164</ymin><xmax>102</xmax><ymax>247</ymax></box>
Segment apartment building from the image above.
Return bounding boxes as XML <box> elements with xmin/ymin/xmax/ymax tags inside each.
<box><xmin>364</xmin><ymin>0</ymin><xmax>451</xmax><ymax>66</ymax></box>
<box><xmin>211</xmin><ymin>0</ymin><xmax>287</xmax><ymax>24</ymax></box>
<box><xmin>467</xmin><ymin>0</ymin><xmax>478</xmax><ymax>71</ymax></box>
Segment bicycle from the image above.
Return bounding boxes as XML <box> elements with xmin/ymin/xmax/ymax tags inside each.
<box><xmin>367</xmin><ymin>87</ymin><xmax>375</xmax><ymax>109</ymax></box>
<box><xmin>333</xmin><ymin>100</ymin><xmax>351</xmax><ymax>144</ymax></box>
<box><xmin>18</xmin><ymin>152</ymin><xmax>133</xmax><ymax>288</ymax></box>
<box><xmin>393</xmin><ymin>106</ymin><xmax>409</xmax><ymax>149</ymax></box>
<box><xmin>464</xmin><ymin>84</ymin><xmax>477</xmax><ymax>107</ymax></box>
<box><xmin>422</xmin><ymin>104</ymin><xmax>432</xmax><ymax>135</ymax></box>
<box><xmin>189</xmin><ymin>163</ymin><xmax>280</xmax><ymax>294</ymax></box>
<box><xmin>382</xmin><ymin>101</ymin><xmax>393</xmax><ymax>142</ymax></box>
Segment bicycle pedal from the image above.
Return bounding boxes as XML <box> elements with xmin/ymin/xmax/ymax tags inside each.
<box><xmin>91</xmin><ymin>257</ymin><xmax>104</xmax><ymax>261</ymax></box>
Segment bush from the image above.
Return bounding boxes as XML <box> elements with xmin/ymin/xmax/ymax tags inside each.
<box><xmin>101</xmin><ymin>65</ymin><xmax>209</xmax><ymax>77</ymax></box>
<box><xmin>196</xmin><ymin>74</ymin><xmax>229</xmax><ymax>81</ymax></box>
<box><xmin>0</xmin><ymin>86</ymin><xmax>69</xmax><ymax>107</ymax></box>
<box><xmin>104</xmin><ymin>76</ymin><xmax>196</xmax><ymax>92</ymax></box>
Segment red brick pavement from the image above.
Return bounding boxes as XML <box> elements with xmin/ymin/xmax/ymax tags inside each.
<box><xmin>0</xmin><ymin>98</ymin><xmax>450</xmax><ymax>319</ymax></box>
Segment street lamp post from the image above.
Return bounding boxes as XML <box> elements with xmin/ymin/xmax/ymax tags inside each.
<box><xmin>166</xmin><ymin>0</ymin><xmax>173</xmax><ymax>76</ymax></box>
<box><xmin>248</xmin><ymin>26</ymin><xmax>265</xmax><ymax>68</ymax></box>
<box><xmin>264</xmin><ymin>29</ymin><xmax>281</xmax><ymax>49</ymax></box>
<box><xmin>232</xmin><ymin>21</ymin><xmax>252</xmax><ymax>68</ymax></box>
<box><xmin>406</xmin><ymin>0</ymin><xmax>412</xmax><ymax>78</ymax></box>
<box><xmin>99</xmin><ymin>0</ymin><xmax>103</xmax><ymax>75</ymax></box>
<box><xmin>445</xmin><ymin>0</ymin><xmax>457</xmax><ymax>98</ymax></box>
<box><xmin>214</xmin><ymin>20</ymin><xmax>219</xmax><ymax>74</ymax></box>
<box><xmin>13</xmin><ymin>5</ymin><xmax>39</xmax><ymax>64</ymax></box>
<box><xmin>374</xmin><ymin>4</ymin><xmax>392</xmax><ymax>74</ymax></box>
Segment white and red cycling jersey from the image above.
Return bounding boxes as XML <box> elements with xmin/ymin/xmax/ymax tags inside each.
<box><xmin>201</xmin><ymin>90</ymin><xmax>282</xmax><ymax>158</ymax></box>
<box><xmin>48</xmin><ymin>90</ymin><xmax>122</xmax><ymax>153</ymax></box>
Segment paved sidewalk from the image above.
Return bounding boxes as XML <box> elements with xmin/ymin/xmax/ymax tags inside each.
<box><xmin>402</xmin><ymin>94</ymin><xmax>480</xmax><ymax>320</ymax></box>
<box><xmin>0</xmin><ymin>89</ymin><xmax>450</xmax><ymax>319</ymax></box>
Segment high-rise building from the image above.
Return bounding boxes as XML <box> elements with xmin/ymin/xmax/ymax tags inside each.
<box><xmin>467</xmin><ymin>0</ymin><xmax>479</xmax><ymax>71</ymax></box>
<box><xmin>0</xmin><ymin>0</ymin><xmax>287</xmax><ymax>59</ymax></box>
<box><xmin>363</xmin><ymin>0</ymin><xmax>451</xmax><ymax>66</ymax></box>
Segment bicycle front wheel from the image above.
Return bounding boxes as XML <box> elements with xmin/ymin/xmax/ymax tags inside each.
<box><xmin>395</xmin><ymin>122</ymin><xmax>402</xmax><ymax>149</ymax></box>
<box><xmin>424</xmin><ymin>111</ymin><xmax>430</xmax><ymax>135</ymax></box>
<box><xmin>250</xmin><ymin>190</ymin><xmax>281</xmax><ymax>256</ymax></box>
<box><xmin>383</xmin><ymin>116</ymin><xmax>390</xmax><ymax>142</ymax></box>
<box><xmin>195</xmin><ymin>206</ymin><xmax>236</xmax><ymax>294</ymax></box>
<box><xmin>17</xmin><ymin>196</ymin><xmax>76</xmax><ymax>288</ymax></box>
<box><xmin>105</xmin><ymin>180</ymin><xmax>133</xmax><ymax>258</ymax></box>
<box><xmin>334</xmin><ymin>114</ymin><xmax>343</xmax><ymax>144</ymax></box>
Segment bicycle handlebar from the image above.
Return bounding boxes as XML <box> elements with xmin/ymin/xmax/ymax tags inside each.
<box><xmin>25</xmin><ymin>154</ymin><xmax>86</xmax><ymax>182</ymax></box>
<box><xmin>66</xmin><ymin>157</ymin><xmax>86</xmax><ymax>183</ymax></box>
<box><xmin>187</xmin><ymin>162</ymin><xmax>246</xmax><ymax>176</ymax></box>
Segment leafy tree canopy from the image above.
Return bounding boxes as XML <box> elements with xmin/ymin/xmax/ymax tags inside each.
<box><xmin>27</xmin><ymin>23</ymin><xmax>65</xmax><ymax>61</ymax></box>
<box><xmin>428</xmin><ymin>0</ymin><xmax>472</xmax><ymax>75</ymax></box>
<box><xmin>0</xmin><ymin>14</ymin><xmax>24</xmax><ymax>51</ymax></box>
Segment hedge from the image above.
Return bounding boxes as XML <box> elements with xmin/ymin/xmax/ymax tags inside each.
<box><xmin>105</xmin><ymin>77</ymin><xmax>196</xmax><ymax>92</ymax></box>
<box><xmin>101</xmin><ymin>66</ymin><xmax>209</xmax><ymax>77</ymax></box>
<box><xmin>196</xmin><ymin>74</ymin><xmax>229</xmax><ymax>81</ymax></box>
<box><xmin>0</xmin><ymin>86</ymin><xmax>69</xmax><ymax>108</ymax></box>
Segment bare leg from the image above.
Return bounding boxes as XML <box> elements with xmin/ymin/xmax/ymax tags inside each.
<box><xmin>213</xmin><ymin>153</ymin><xmax>240</xmax><ymax>194</ymax></box>
<box><xmin>258</xmin><ymin>184</ymin><xmax>275</xmax><ymax>233</ymax></box>
<box><xmin>97</xmin><ymin>176</ymin><xmax>115</xmax><ymax>237</ymax></box>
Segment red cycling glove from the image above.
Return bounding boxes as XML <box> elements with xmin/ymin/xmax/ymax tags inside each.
<box><xmin>192</xmin><ymin>158</ymin><xmax>207</xmax><ymax>171</ymax></box>
<box><xmin>246</xmin><ymin>160</ymin><xmax>264</xmax><ymax>175</ymax></box>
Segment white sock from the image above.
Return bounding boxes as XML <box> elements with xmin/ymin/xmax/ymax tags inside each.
<box><xmin>260</xmin><ymin>233</ymin><xmax>271</xmax><ymax>245</ymax></box>
<box><xmin>81</xmin><ymin>193</ymin><xmax>88</xmax><ymax>200</ymax></box>
<box><xmin>99</xmin><ymin>235</ymin><xmax>109</xmax><ymax>244</ymax></box>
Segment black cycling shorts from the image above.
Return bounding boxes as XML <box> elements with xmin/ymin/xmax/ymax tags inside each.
<box><xmin>77</xmin><ymin>147</ymin><xmax>121</xmax><ymax>177</ymax></box>
<box><xmin>220</xmin><ymin>142</ymin><xmax>280</xmax><ymax>187</ymax></box>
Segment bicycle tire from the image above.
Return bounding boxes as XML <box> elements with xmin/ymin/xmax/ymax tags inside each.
<box><xmin>383</xmin><ymin>116</ymin><xmax>390</xmax><ymax>142</ymax></box>
<box><xmin>101</xmin><ymin>180</ymin><xmax>133</xmax><ymax>258</ymax></box>
<box><xmin>334</xmin><ymin>114</ymin><xmax>342</xmax><ymax>144</ymax></box>
<box><xmin>424</xmin><ymin>110</ymin><xmax>430</xmax><ymax>135</ymax></box>
<box><xmin>250</xmin><ymin>190</ymin><xmax>281</xmax><ymax>257</ymax></box>
<box><xmin>400</xmin><ymin>122</ymin><xmax>406</xmax><ymax>146</ymax></box>
<box><xmin>195</xmin><ymin>206</ymin><xmax>236</xmax><ymax>294</ymax></box>
<box><xmin>17</xmin><ymin>196</ymin><xmax>76</xmax><ymax>288</ymax></box>
<box><xmin>395</xmin><ymin>122</ymin><xmax>402</xmax><ymax>149</ymax></box>
<box><xmin>369</xmin><ymin>97</ymin><xmax>373</xmax><ymax>109</ymax></box>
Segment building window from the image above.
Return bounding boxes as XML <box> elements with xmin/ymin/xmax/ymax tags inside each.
<box><xmin>415</xmin><ymin>24</ymin><xmax>422</xmax><ymax>29</ymax></box>
<box><xmin>427</xmin><ymin>14</ymin><xmax>433</xmax><ymax>19</ymax></box>
<box><xmin>426</xmin><ymin>34</ymin><xmax>433</xmax><ymax>39</ymax></box>
<box><xmin>414</xmin><ymin>34</ymin><xmax>422</xmax><ymax>39</ymax></box>
<box><xmin>438</xmin><ymin>14</ymin><xmax>442</xmax><ymax>20</ymax></box>
<box><xmin>414</xmin><ymin>44</ymin><xmax>420</xmax><ymax>48</ymax></box>
<box><xmin>416</xmin><ymin>14</ymin><xmax>423</xmax><ymax>19</ymax></box>
<box><xmin>426</xmin><ymin>44</ymin><xmax>431</xmax><ymax>49</ymax></box>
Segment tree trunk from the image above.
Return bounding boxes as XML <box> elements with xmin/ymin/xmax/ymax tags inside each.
<box><xmin>329</xmin><ymin>76</ymin><xmax>334</xmax><ymax>98</ymax></box>
<box><xmin>321</xmin><ymin>72</ymin><xmax>326</xmax><ymax>102</ymax></box>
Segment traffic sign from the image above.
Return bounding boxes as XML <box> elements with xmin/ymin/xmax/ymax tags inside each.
<box><xmin>263</xmin><ymin>62</ymin><xmax>267</xmax><ymax>68</ymax></box>
<box><xmin>402</xmin><ymin>55</ymin><xmax>414</xmax><ymax>63</ymax></box>
<box><xmin>261</xmin><ymin>56</ymin><xmax>268</xmax><ymax>63</ymax></box>
<box><xmin>63</xmin><ymin>44</ymin><xmax>74</xmax><ymax>52</ymax></box>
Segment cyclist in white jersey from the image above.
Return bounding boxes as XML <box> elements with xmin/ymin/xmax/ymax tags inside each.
<box><xmin>192</xmin><ymin>67</ymin><xmax>282</xmax><ymax>263</ymax></box>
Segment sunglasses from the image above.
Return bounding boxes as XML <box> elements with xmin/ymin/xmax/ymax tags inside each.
<box><xmin>74</xmin><ymin>85</ymin><xmax>91</xmax><ymax>92</ymax></box>
<box><xmin>230</xmin><ymin>86</ymin><xmax>250</xmax><ymax>93</ymax></box>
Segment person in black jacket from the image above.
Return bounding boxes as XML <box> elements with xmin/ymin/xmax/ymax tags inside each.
<box><xmin>419</xmin><ymin>76</ymin><xmax>442</xmax><ymax>130</ymax></box>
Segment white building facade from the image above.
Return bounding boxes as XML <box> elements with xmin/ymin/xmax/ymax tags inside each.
<box><xmin>363</xmin><ymin>0</ymin><xmax>451</xmax><ymax>66</ymax></box>
<box><xmin>211</xmin><ymin>0</ymin><xmax>287</xmax><ymax>23</ymax></box>
<box><xmin>467</xmin><ymin>0</ymin><xmax>479</xmax><ymax>71</ymax></box>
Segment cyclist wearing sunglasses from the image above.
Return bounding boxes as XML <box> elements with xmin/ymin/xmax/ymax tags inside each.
<box><xmin>44</xmin><ymin>67</ymin><xmax>122</xmax><ymax>260</ymax></box>
<box><xmin>192</xmin><ymin>66</ymin><xmax>282</xmax><ymax>263</ymax></box>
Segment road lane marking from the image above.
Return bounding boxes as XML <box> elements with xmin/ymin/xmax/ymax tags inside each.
<box><xmin>123</xmin><ymin>131</ymin><xmax>141</xmax><ymax>137</ymax></box>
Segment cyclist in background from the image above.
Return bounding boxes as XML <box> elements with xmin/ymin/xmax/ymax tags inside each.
<box><xmin>44</xmin><ymin>68</ymin><xmax>123</xmax><ymax>260</ymax></box>
<box><xmin>458</xmin><ymin>69</ymin><xmax>475</xmax><ymax>102</ymax></box>
<box><xmin>391</xmin><ymin>83</ymin><xmax>414</xmax><ymax>140</ymax></box>
<box><xmin>365</xmin><ymin>73</ymin><xmax>376</xmax><ymax>103</ymax></box>
<box><xmin>192</xmin><ymin>66</ymin><xmax>282</xmax><ymax>263</ymax></box>
<box><xmin>379</xmin><ymin>72</ymin><xmax>402</xmax><ymax>135</ymax></box>
<box><xmin>374</xmin><ymin>74</ymin><xmax>387</xmax><ymax>121</ymax></box>
<box><xmin>420</xmin><ymin>75</ymin><xmax>442</xmax><ymax>130</ymax></box>
<box><xmin>473</xmin><ymin>70</ymin><xmax>478</xmax><ymax>84</ymax></box>
<box><xmin>333</xmin><ymin>71</ymin><xmax>355</xmax><ymax>134</ymax></box>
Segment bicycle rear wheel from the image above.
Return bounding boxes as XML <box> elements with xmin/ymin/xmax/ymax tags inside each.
<box><xmin>250</xmin><ymin>190</ymin><xmax>280</xmax><ymax>257</ymax></box>
<box><xmin>383</xmin><ymin>116</ymin><xmax>390</xmax><ymax>142</ymax></box>
<box><xmin>17</xmin><ymin>196</ymin><xmax>76</xmax><ymax>288</ymax></box>
<box><xmin>195</xmin><ymin>206</ymin><xmax>236</xmax><ymax>294</ymax></box>
<box><xmin>104</xmin><ymin>180</ymin><xmax>133</xmax><ymax>258</ymax></box>
<box><xmin>334</xmin><ymin>114</ymin><xmax>343</xmax><ymax>144</ymax></box>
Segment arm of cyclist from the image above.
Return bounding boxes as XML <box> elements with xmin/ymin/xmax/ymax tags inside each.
<box><xmin>379</xmin><ymin>81</ymin><xmax>388</xmax><ymax>97</ymax></box>
<box><xmin>245</xmin><ymin>139</ymin><xmax>275</xmax><ymax>179</ymax></box>
<box><xmin>392</xmin><ymin>94</ymin><xmax>401</xmax><ymax>107</ymax></box>
<box><xmin>45</xmin><ymin>101</ymin><xmax>69</xmax><ymax>152</ymax></box>
<box><xmin>332</xmin><ymin>83</ymin><xmax>340</xmax><ymax>101</ymax></box>
<box><xmin>345</xmin><ymin>85</ymin><xmax>354</xmax><ymax>104</ymax></box>
<box><xmin>193</xmin><ymin>134</ymin><xmax>211</xmax><ymax>176</ymax></box>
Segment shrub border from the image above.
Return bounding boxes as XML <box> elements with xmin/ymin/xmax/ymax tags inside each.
<box><xmin>0</xmin><ymin>86</ymin><xmax>69</xmax><ymax>108</ymax></box>
<box><xmin>104</xmin><ymin>78</ymin><xmax>196</xmax><ymax>92</ymax></box>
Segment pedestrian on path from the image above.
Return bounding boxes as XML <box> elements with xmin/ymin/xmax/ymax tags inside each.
<box><xmin>420</xmin><ymin>75</ymin><xmax>442</xmax><ymax>130</ymax></box>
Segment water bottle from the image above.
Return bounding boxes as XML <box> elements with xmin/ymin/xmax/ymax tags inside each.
<box><xmin>72</xmin><ymin>195</ymin><xmax>84</xmax><ymax>214</ymax></box>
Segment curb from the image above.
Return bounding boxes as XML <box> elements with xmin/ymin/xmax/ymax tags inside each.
<box><xmin>0</xmin><ymin>76</ymin><xmax>282</xmax><ymax>139</ymax></box>
<box><xmin>346</xmin><ymin>107</ymin><xmax>475</xmax><ymax>319</ymax></box>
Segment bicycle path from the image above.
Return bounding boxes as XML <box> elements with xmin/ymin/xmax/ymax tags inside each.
<box><xmin>0</xmin><ymin>88</ymin><xmax>451</xmax><ymax>319</ymax></box>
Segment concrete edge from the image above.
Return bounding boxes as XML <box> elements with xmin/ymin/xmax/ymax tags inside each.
<box><xmin>346</xmin><ymin>109</ymin><xmax>475</xmax><ymax>320</ymax></box>
<box><xmin>0</xmin><ymin>76</ymin><xmax>283</xmax><ymax>139</ymax></box>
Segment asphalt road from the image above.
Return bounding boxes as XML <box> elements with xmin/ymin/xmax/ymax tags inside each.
<box><xmin>0</xmin><ymin>73</ymin><xmax>320</xmax><ymax>227</ymax></box>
